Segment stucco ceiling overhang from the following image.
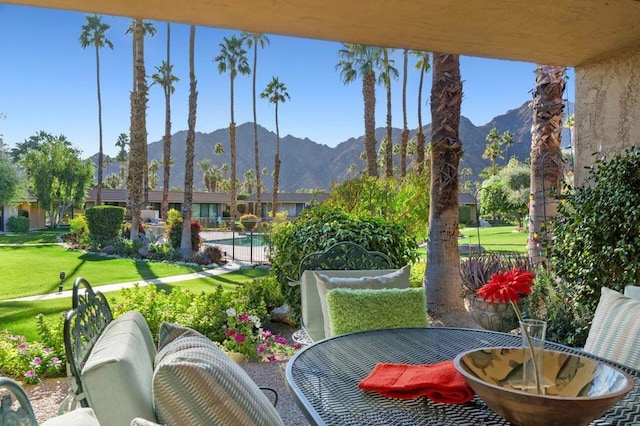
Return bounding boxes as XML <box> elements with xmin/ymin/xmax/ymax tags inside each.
<box><xmin>4</xmin><ymin>0</ymin><xmax>640</xmax><ymax>66</ymax></box>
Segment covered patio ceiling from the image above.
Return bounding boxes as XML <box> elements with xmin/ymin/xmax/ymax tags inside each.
<box><xmin>5</xmin><ymin>0</ymin><xmax>640</xmax><ymax>66</ymax></box>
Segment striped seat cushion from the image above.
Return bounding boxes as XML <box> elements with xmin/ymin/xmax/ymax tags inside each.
<box><xmin>584</xmin><ymin>287</ymin><xmax>640</xmax><ymax>369</ymax></box>
<box><xmin>152</xmin><ymin>322</ymin><xmax>283</xmax><ymax>426</ymax></box>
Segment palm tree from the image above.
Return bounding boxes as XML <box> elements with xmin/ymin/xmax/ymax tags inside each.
<box><xmin>151</xmin><ymin>22</ymin><xmax>178</xmax><ymax>220</ymax></box>
<box><xmin>400</xmin><ymin>49</ymin><xmax>409</xmax><ymax>178</ymax></box>
<box><xmin>214</xmin><ymin>142</ymin><xmax>224</xmax><ymax>156</ymax></box>
<box><xmin>197</xmin><ymin>158</ymin><xmax>213</xmax><ymax>190</ymax></box>
<box><xmin>243</xmin><ymin>31</ymin><xmax>270</xmax><ymax>218</ymax></box>
<box><xmin>128</xmin><ymin>19</ymin><xmax>148</xmax><ymax>241</ymax></box>
<box><xmin>336</xmin><ymin>44</ymin><xmax>384</xmax><ymax>177</ymax></box>
<box><xmin>483</xmin><ymin>127</ymin><xmax>503</xmax><ymax>176</ymax></box>
<box><xmin>527</xmin><ymin>65</ymin><xmax>566</xmax><ymax>265</ymax></box>
<box><xmin>148</xmin><ymin>159</ymin><xmax>160</xmax><ymax>190</ymax></box>
<box><xmin>425</xmin><ymin>53</ymin><xmax>464</xmax><ymax>317</ymax></box>
<box><xmin>79</xmin><ymin>14</ymin><xmax>113</xmax><ymax>206</ymax></box>
<box><xmin>115</xmin><ymin>133</ymin><xmax>129</xmax><ymax>188</ymax></box>
<box><xmin>412</xmin><ymin>51</ymin><xmax>430</xmax><ymax>174</ymax></box>
<box><xmin>379</xmin><ymin>48</ymin><xmax>398</xmax><ymax>178</ymax></box>
<box><xmin>181</xmin><ymin>25</ymin><xmax>198</xmax><ymax>258</ymax></box>
<box><xmin>261</xmin><ymin>76</ymin><xmax>290</xmax><ymax>218</ymax></box>
<box><xmin>215</xmin><ymin>35</ymin><xmax>250</xmax><ymax>223</ymax></box>
<box><xmin>125</xmin><ymin>20</ymin><xmax>156</xmax><ymax>208</ymax></box>
<box><xmin>501</xmin><ymin>130</ymin><xmax>514</xmax><ymax>164</ymax></box>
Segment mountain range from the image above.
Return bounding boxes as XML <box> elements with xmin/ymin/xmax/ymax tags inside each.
<box><xmin>101</xmin><ymin>101</ymin><xmax>571</xmax><ymax>192</ymax></box>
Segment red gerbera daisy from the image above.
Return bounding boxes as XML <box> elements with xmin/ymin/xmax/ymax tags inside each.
<box><xmin>476</xmin><ymin>267</ymin><xmax>535</xmax><ymax>305</ymax></box>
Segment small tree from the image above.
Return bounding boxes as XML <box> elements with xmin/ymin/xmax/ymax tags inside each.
<box><xmin>21</xmin><ymin>133</ymin><xmax>93</xmax><ymax>228</ymax></box>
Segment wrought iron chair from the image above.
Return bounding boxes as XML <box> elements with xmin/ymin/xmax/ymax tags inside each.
<box><xmin>290</xmin><ymin>241</ymin><xmax>395</xmax><ymax>345</ymax></box>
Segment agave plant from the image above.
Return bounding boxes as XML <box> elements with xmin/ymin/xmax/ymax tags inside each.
<box><xmin>459</xmin><ymin>252</ymin><xmax>533</xmax><ymax>296</ymax></box>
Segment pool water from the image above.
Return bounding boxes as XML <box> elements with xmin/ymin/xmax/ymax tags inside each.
<box><xmin>207</xmin><ymin>235</ymin><xmax>267</xmax><ymax>247</ymax></box>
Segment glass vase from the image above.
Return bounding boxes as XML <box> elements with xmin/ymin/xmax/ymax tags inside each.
<box><xmin>520</xmin><ymin>319</ymin><xmax>547</xmax><ymax>394</ymax></box>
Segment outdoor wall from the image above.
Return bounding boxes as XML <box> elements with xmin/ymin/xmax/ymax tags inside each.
<box><xmin>574</xmin><ymin>46</ymin><xmax>640</xmax><ymax>185</ymax></box>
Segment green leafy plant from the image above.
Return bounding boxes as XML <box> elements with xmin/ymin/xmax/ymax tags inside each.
<box><xmin>7</xmin><ymin>216</ymin><xmax>29</xmax><ymax>233</ymax></box>
<box><xmin>0</xmin><ymin>314</ymin><xmax>66</xmax><ymax>384</ymax></box>
<box><xmin>547</xmin><ymin>146</ymin><xmax>640</xmax><ymax>347</ymax></box>
<box><xmin>239</xmin><ymin>214</ymin><xmax>259</xmax><ymax>232</ymax></box>
<box><xmin>167</xmin><ymin>220</ymin><xmax>202</xmax><ymax>252</ymax></box>
<box><xmin>85</xmin><ymin>206</ymin><xmax>125</xmax><ymax>239</ymax></box>
<box><xmin>269</xmin><ymin>205</ymin><xmax>419</xmax><ymax>321</ymax></box>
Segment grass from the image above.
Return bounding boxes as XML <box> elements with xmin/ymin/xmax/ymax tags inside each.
<box><xmin>460</xmin><ymin>225</ymin><xmax>528</xmax><ymax>253</ymax></box>
<box><xmin>0</xmin><ymin>245</ymin><xmax>207</xmax><ymax>299</ymax></box>
<box><xmin>0</xmin><ymin>228</ymin><xmax>67</xmax><ymax>244</ymax></box>
<box><xmin>415</xmin><ymin>224</ymin><xmax>528</xmax><ymax>257</ymax></box>
<box><xmin>0</xmin><ymin>268</ymin><xmax>270</xmax><ymax>340</ymax></box>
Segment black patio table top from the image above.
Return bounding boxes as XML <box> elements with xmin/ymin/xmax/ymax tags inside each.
<box><xmin>285</xmin><ymin>327</ymin><xmax>640</xmax><ymax>425</ymax></box>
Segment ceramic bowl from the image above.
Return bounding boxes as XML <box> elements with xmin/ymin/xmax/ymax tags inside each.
<box><xmin>454</xmin><ymin>347</ymin><xmax>634</xmax><ymax>426</ymax></box>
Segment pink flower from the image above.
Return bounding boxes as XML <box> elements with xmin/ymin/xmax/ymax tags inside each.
<box><xmin>233</xmin><ymin>333</ymin><xmax>246</xmax><ymax>343</ymax></box>
<box><xmin>31</xmin><ymin>357</ymin><xmax>42</xmax><ymax>366</ymax></box>
<box><xmin>238</xmin><ymin>313</ymin><xmax>249</xmax><ymax>323</ymax></box>
<box><xmin>274</xmin><ymin>336</ymin><xmax>287</xmax><ymax>345</ymax></box>
<box><xmin>18</xmin><ymin>343</ymin><xmax>28</xmax><ymax>350</ymax></box>
<box><xmin>267</xmin><ymin>355</ymin><xmax>277</xmax><ymax>362</ymax></box>
<box><xmin>293</xmin><ymin>342</ymin><xmax>302</xmax><ymax>350</ymax></box>
<box><xmin>225</xmin><ymin>329</ymin><xmax>236</xmax><ymax>337</ymax></box>
<box><xmin>25</xmin><ymin>370</ymin><xmax>36</xmax><ymax>378</ymax></box>
<box><xmin>257</xmin><ymin>344</ymin><xmax>265</xmax><ymax>353</ymax></box>
<box><xmin>262</xmin><ymin>330</ymin><xmax>272</xmax><ymax>338</ymax></box>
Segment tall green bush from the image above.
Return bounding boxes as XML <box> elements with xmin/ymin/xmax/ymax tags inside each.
<box><xmin>547</xmin><ymin>146</ymin><xmax>640</xmax><ymax>346</ymax></box>
<box><xmin>7</xmin><ymin>216</ymin><xmax>29</xmax><ymax>232</ymax></box>
<box><xmin>85</xmin><ymin>206</ymin><xmax>125</xmax><ymax>239</ymax></box>
<box><xmin>269</xmin><ymin>205</ymin><xmax>419</xmax><ymax>320</ymax></box>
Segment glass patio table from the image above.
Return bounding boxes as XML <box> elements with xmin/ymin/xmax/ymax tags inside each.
<box><xmin>285</xmin><ymin>327</ymin><xmax>640</xmax><ymax>425</ymax></box>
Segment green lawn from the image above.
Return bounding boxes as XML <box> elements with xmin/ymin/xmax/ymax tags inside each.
<box><xmin>0</xmin><ymin>228</ymin><xmax>66</xmax><ymax>244</ymax></box>
<box><xmin>460</xmin><ymin>225</ymin><xmax>528</xmax><ymax>253</ymax></box>
<box><xmin>0</xmin><ymin>268</ymin><xmax>269</xmax><ymax>340</ymax></box>
<box><xmin>415</xmin><ymin>225</ymin><xmax>528</xmax><ymax>257</ymax></box>
<box><xmin>0</xmin><ymin>245</ymin><xmax>207</xmax><ymax>299</ymax></box>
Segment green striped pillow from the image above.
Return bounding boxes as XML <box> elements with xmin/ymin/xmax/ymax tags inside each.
<box><xmin>584</xmin><ymin>287</ymin><xmax>640</xmax><ymax>369</ymax></box>
<box><xmin>153</xmin><ymin>323</ymin><xmax>284</xmax><ymax>426</ymax></box>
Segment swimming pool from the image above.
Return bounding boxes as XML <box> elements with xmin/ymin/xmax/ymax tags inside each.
<box><xmin>206</xmin><ymin>235</ymin><xmax>267</xmax><ymax>247</ymax></box>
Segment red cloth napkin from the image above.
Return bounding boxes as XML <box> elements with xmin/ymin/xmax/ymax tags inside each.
<box><xmin>358</xmin><ymin>360</ymin><xmax>474</xmax><ymax>404</ymax></box>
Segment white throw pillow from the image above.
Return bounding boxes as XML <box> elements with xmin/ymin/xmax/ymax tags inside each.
<box><xmin>584</xmin><ymin>287</ymin><xmax>640</xmax><ymax>369</ymax></box>
<box><xmin>313</xmin><ymin>265</ymin><xmax>411</xmax><ymax>338</ymax></box>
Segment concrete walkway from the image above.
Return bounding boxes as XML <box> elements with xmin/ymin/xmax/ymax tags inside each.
<box><xmin>8</xmin><ymin>261</ymin><xmax>246</xmax><ymax>302</ymax></box>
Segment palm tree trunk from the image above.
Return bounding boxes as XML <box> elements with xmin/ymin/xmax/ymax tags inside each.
<box><xmin>161</xmin><ymin>22</ymin><xmax>171</xmax><ymax>221</ymax></box>
<box><xmin>129</xmin><ymin>19</ymin><xmax>147</xmax><ymax>242</ymax></box>
<box><xmin>400</xmin><ymin>49</ymin><xmax>408</xmax><ymax>178</ymax></box>
<box><xmin>527</xmin><ymin>65</ymin><xmax>566</xmax><ymax>265</ymax></box>
<box><xmin>230</xmin><ymin>74</ymin><xmax>237</xmax><ymax>224</ymax></box>
<box><xmin>251</xmin><ymin>42</ymin><xmax>262</xmax><ymax>217</ymax></box>
<box><xmin>385</xmin><ymin>72</ymin><xmax>393</xmax><ymax>177</ymax></box>
<box><xmin>95</xmin><ymin>44</ymin><xmax>104</xmax><ymax>206</ymax></box>
<box><xmin>416</xmin><ymin>62</ymin><xmax>426</xmax><ymax>174</ymax></box>
<box><xmin>363</xmin><ymin>70</ymin><xmax>378</xmax><ymax>177</ymax></box>
<box><xmin>425</xmin><ymin>53</ymin><xmax>464</xmax><ymax>316</ymax></box>
<box><xmin>272</xmin><ymin>100</ymin><xmax>280</xmax><ymax>218</ymax></box>
<box><xmin>181</xmin><ymin>25</ymin><xmax>197</xmax><ymax>258</ymax></box>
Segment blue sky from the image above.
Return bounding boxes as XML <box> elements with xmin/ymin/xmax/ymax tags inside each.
<box><xmin>0</xmin><ymin>4</ymin><xmax>575</xmax><ymax>158</ymax></box>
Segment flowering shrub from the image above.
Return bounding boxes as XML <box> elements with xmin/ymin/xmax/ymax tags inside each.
<box><xmin>0</xmin><ymin>329</ymin><xmax>64</xmax><ymax>385</ymax></box>
<box><xmin>222</xmin><ymin>306</ymin><xmax>300</xmax><ymax>362</ymax></box>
